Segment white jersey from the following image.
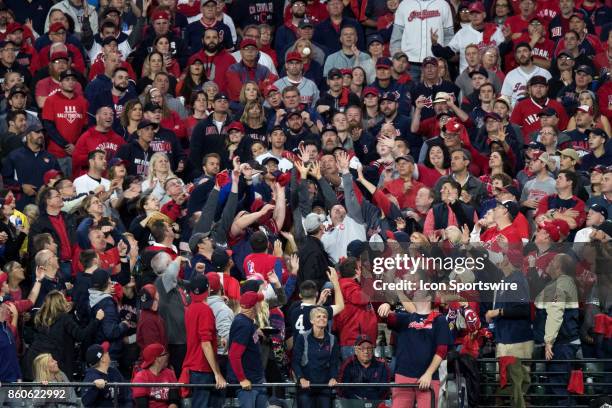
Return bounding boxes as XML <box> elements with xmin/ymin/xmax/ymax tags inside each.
<box><xmin>448</xmin><ymin>24</ymin><xmax>506</xmax><ymax>73</ymax></box>
<box><xmin>394</xmin><ymin>0</ymin><xmax>454</xmax><ymax>63</ymax></box>
<box><xmin>73</xmin><ymin>174</ymin><xmax>110</xmax><ymax>195</ymax></box>
<box><xmin>501</xmin><ymin>66</ymin><xmax>552</xmax><ymax>107</ymax></box>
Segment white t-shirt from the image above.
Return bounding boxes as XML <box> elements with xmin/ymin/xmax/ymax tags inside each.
<box><xmin>394</xmin><ymin>0</ymin><xmax>454</xmax><ymax>62</ymax></box>
<box><xmin>73</xmin><ymin>174</ymin><xmax>111</xmax><ymax>195</ymax></box>
<box><xmin>501</xmin><ymin>66</ymin><xmax>552</xmax><ymax>107</ymax></box>
<box><xmin>448</xmin><ymin>24</ymin><xmax>505</xmax><ymax>73</ymax></box>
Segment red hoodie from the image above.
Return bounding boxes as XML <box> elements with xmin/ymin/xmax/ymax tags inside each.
<box><xmin>333</xmin><ymin>277</ymin><xmax>378</xmax><ymax>347</ymax></box>
<box><xmin>190</xmin><ymin>49</ymin><xmax>236</xmax><ymax>92</ymax></box>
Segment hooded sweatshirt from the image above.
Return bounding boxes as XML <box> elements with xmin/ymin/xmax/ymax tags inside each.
<box><xmin>89</xmin><ymin>289</ymin><xmax>129</xmax><ymax>360</ymax></box>
<box><xmin>155</xmin><ymin>263</ymin><xmax>187</xmax><ymax>345</ymax></box>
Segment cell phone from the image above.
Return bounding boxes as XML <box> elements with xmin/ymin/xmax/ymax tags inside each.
<box><xmin>261</xmin><ymin>327</ymin><xmax>280</xmax><ymax>336</ymax></box>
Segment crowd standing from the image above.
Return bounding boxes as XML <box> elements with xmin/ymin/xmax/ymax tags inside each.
<box><xmin>0</xmin><ymin>0</ymin><xmax>611</xmax><ymax>406</ymax></box>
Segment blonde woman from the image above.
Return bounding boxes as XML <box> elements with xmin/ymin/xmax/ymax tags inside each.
<box><xmin>32</xmin><ymin>353</ymin><xmax>79</xmax><ymax>407</ymax></box>
<box><xmin>141</xmin><ymin>152</ymin><xmax>177</xmax><ymax>204</ymax></box>
<box><xmin>233</xmin><ymin>81</ymin><xmax>263</xmax><ymax>117</ymax></box>
<box><xmin>24</xmin><ymin>291</ymin><xmax>104</xmax><ymax>381</ymax></box>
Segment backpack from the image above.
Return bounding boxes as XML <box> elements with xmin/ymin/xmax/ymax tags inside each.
<box><xmin>300</xmin><ymin>329</ymin><xmax>335</xmax><ymax>367</ymax></box>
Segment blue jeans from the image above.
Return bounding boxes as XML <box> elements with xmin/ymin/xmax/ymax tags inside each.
<box><xmin>190</xmin><ymin>371</ymin><xmax>215</xmax><ymax>408</ymax></box>
<box><xmin>236</xmin><ymin>386</ymin><xmax>268</xmax><ymax>408</ymax></box>
<box><xmin>547</xmin><ymin>343</ymin><xmax>579</xmax><ymax>406</ymax></box>
<box><xmin>297</xmin><ymin>388</ymin><xmax>332</xmax><ymax>408</ymax></box>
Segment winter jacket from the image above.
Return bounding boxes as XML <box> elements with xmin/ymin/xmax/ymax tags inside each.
<box><xmin>297</xmin><ymin>235</ymin><xmax>333</xmax><ymax>291</ymax></box>
<box><xmin>494</xmin><ymin>271</ymin><xmax>533</xmax><ymax>345</ymax></box>
<box><xmin>337</xmin><ymin>356</ymin><xmax>391</xmax><ymax>400</ymax></box>
<box><xmin>334</xmin><ymin>278</ymin><xmax>378</xmax><ymax>347</ymax></box>
<box><xmin>534</xmin><ymin>274</ymin><xmax>580</xmax><ymax>345</ymax></box>
<box><xmin>45</xmin><ymin>0</ymin><xmax>98</xmax><ymax>36</ymax></box>
<box><xmin>23</xmin><ymin>313</ymin><xmax>100</xmax><ymax>381</ymax></box>
<box><xmin>81</xmin><ymin>366</ymin><xmax>130</xmax><ymax>407</ymax></box>
<box><xmin>155</xmin><ymin>273</ymin><xmax>187</xmax><ymax>345</ymax></box>
<box><xmin>292</xmin><ymin>330</ymin><xmax>341</xmax><ymax>383</ymax></box>
<box><xmin>29</xmin><ymin>212</ymin><xmax>77</xmax><ymax>260</ymax></box>
<box><xmin>189</xmin><ymin>114</ymin><xmax>232</xmax><ymax>173</ymax></box>
<box><xmin>89</xmin><ymin>289</ymin><xmax>129</xmax><ymax>360</ymax></box>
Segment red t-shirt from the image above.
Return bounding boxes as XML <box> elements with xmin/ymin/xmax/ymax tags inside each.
<box><xmin>382</xmin><ymin>178</ymin><xmax>425</xmax><ymax>210</ymax></box>
<box><xmin>42</xmin><ymin>92</ymin><xmax>89</xmax><ymax>158</ymax></box>
<box><xmin>35</xmin><ymin>77</ymin><xmax>83</xmax><ymax>100</ymax></box>
<box><xmin>132</xmin><ymin>368</ymin><xmax>178</xmax><ymax>408</ymax></box>
<box><xmin>182</xmin><ymin>296</ymin><xmax>217</xmax><ymax>373</ymax></box>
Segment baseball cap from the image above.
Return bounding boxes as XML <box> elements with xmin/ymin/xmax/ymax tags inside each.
<box><xmin>532</xmin><ymin>151</ymin><xmax>554</xmax><ymax>170</ymax></box>
<box><xmin>5</xmin><ymin>22</ymin><xmax>23</xmax><ymax>34</ymax></box>
<box><xmin>227</xmin><ymin>121</ymin><xmax>245</xmax><ymax>133</ymax></box>
<box><xmin>327</xmin><ymin>68</ymin><xmax>342</xmax><ymax>79</ymax></box>
<box><xmin>151</xmin><ymin>10</ymin><xmax>171</xmax><ymax>20</ymax></box>
<box><xmin>468</xmin><ymin>1</ymin><xmax>486</xmax><ymax>13</ymax></box>
<box><xmin>43</xmin><ymin>169</ymin><xmax>62</xmax><ymax>185</ymax></box>
<box><xmin>354</xmin><ymin>334</ymin><xmax>374</xmax><ymax>346</ymax></box>
<box><xmin>586</xmin><ymin>128</ymin><xmax>609</xmax><ymax>139</ymax></box>
<box><xmin>514</xmin><ymin>41</ymin><xmax>532</xmax><ymax>52</ymax></box>
<box><xmin>50</xmin><ymin>50</ymin><xmax>69</xmax><ymax>61</ymax></box>
<box><xmin>286</xmin><ymin>108</ymin><xmax>302</xmax><ymax>119</ymax></box>
<box><xmin>143</xmin><ymin>102</ymin><xmax>162</xmax><ymax>112</ymax></box>
<box><xmin>422</xmin><ymin>56</ymin><xmax>438</xmax><ymax>67</ymax></box>
<box><xmin>576</xmin><ymin>104</ymin><xmax>594</xmax><ymax>115</ymax></box>
<box><xmin>468</xmin><ymin>66</ymin><xmax>488</xmax><ymax>79</ymax></box>
<box><xmin>189</xmin><ymin>273</ymin><xmax>209</xmax><ymax>295</ymax></box>
<box><xmin>213</xmin><ymin>92</ymin><xmax>229</xmax><ymax>102</ymax></box>
<box><xmin>375</xmin><ymin>57</ymin><xmax>392</xmax><ymax>69</ymax></box>
<box><xmin>8</xmin><ymin>85</ymin><xmax>27</xmax><ymax>98</ymax></box>
<box><xmin>25</xmin><ymin>122</ymin><xmax>44</xmax><ymax>134</ymax></box>
<box><xmin>321</xmin><ymin>123</ymin><xmax>338</xmax><ymax>134</ymax></box>
<box><xmin>524</xmin><ymin>141</ymin><xmax>545</xmax><ymax>150</ymax></box>
<box><xmin>298</xmin><ymin>18</ymin><xmax>313</xmax><ymax>29</ymax></box>
<box><xmin>86</xmin><ymin>342</ymin><xmax>110</xmax><ymax>366</ymax></box>
<box><xmin>188</xmin><ymin>54</ymin><xmax>204</xmax><ymax>66</ymax></box>
<box><xmin>392</xmin><ymin>51</ymin><xmax>408</xmax><ymax>61</ymax></box>
<box><xmin>569</xmin><ymin>12</ymin><xmax>586</xmax><ymax>21</ymax></box>
<box><xmin>286</xmin><ymin>51</ymin><xmax>302</xmax><ymax>63</ymax></box>
<box><xmin>262</xmin><ymin>156</ymin><xmax>280</xmax><ymax>166</ymax></box>
<box><xmin>379</xmin><ymin>91</ymin><xmax>398</xmax><ymax>102</ymax></box>
<box><xmin>538</xmin><ymin>107</ymin><xmax>558</xmax><ymax>117</ymax></box>
<box><xmin>240</xmin><ymin>291</ymin><xmax>264</xmax><ymax>309</ymax></box>
<box><xmin>433</xmin><ymin>92</ymin><xmax>451</xmax><ymax>104</ymax></box>
<box><xmin>495</xmin><ymin>95</ymin><xmax>511</xmax><ymax>109</ymax></box>
<box><xmin>240</xmin><ymin>38</ymin><xmax>258</xmax><ymax>49</ymax></box>
<box><xmin>484</xmin><ymin>112</ymin><xmax>502</xmax><ymax>122</ymax></box>
<box><xmin>362</xmin><ymin>87</ymin><xmax>379</xmax><ymax>97</ymax></box>
<box><xmin>557</xmin><ymin>50</ymin><xmax>574</xmax><ymax>59</ymax></box>
<box><xmin>443</xmin><ymin>117</ymin><xmax>464</xmax><ymax>133</ymax></box>
<box><xmin>59</xmin><ymin>69</ymin><xmax>78</xmax><ymax>81</ymax></box>
<box><xmin>304</xmin><ymin>212</ymin><xmax>324</xmax><ymax>233</ymax></box>
<box><xmin>141</xmin><ymin>343</ymin><xmax>166</xmax><ymax>369</ymax></box>
<box><xmin>575</xmin><ymin>65</ymin><xmax>594</xmax><ymax>76</ymax></box>
<box><xmin>91</xmin><ymin>268</ymin><xmax>111</xmax><ymax>290</ymax></box>
<box><xmin>137</xmin><ymin>119</ymin><xmax>159</xmax><ymax>130</ymax></box>
<box><xmin>539</xmin><ymin>221</ymin><xmax>561</xmax><ymax>242</ymax></box>
<box><xmin>367</xmin><ymin>34</ymin><xmax>383</xmax><ymax>47</ymax></box>
<box><xmin>395</xmin><ymin>154</ymin><xmax>415</xmax><ymax>164</ymax></box>
<box><xmin>557</xmin><ymin>148</ymin><xmax>580</xmax><ymax>161</ymax></box>
<box><xmin>497</xmin><ymin>200</ymin><xmax>519</xmax><ymax>218</ymax></box>
<box><xmin>211</xmin><ymin>247</ymin><xmax>231</xmax><ymax>271</ymax></box>
<box><xmin>346</xmin><ymin>240</ymin><xmax>367</xmax><ymax>257</ymax></box>
<box><xmin>263</xmin><ymin>85</ymin><xmax>279</xmax><ymax>97</ymax></box>
<box><xmin>206</xmin><ymin>272</ymin><xmax>222</xmax><ymax>292</ymax></box>
<box><xmin>528</xmin><ymin>75</ymin><xmax>548</xmax><ymax>86</ymax></box>
<box><xmin>189</xmin><ymin>231</ymin><xmax>211</xmax><ymax>253</ymax></box>
<box><xmin>49</xmin><ymin>22</ymin><xmax>66</xmax><ymax>33</ymax></box>
<box><xmin>101</xmin><ymin>7</ymin><xmax>121</xmax><ymax>17</ymax></box>
<box><xmin>589</xmin><ymin>203</ymin><xmax>608</xmax><ymax>219</ymax></box>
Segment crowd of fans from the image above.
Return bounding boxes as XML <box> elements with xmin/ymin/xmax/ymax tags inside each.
<box><xmin>0</xmin><ymin>0</ymin><xmax>611</xmax><ymax>406</ymax></box>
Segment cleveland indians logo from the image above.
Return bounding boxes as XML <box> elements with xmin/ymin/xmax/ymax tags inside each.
<box><xmin>407</xmin><ymin>10</ymin><xmax>441</xmax><ymax>22</ymax></box>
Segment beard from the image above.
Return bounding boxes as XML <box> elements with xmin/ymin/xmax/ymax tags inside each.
<box><xmin>114</xmin><ymin>84</ymin><xmax>128</xmax><ymax>92</ymax></box>
<box><xmin>293</xmin><ymin>10</ymin><xmax>305</xmax><ymax>18</ymax></box>
<box><xmin>205</xmin><ymin>42</ymin><xmax>220</xmax><ymax>53</ymax></box>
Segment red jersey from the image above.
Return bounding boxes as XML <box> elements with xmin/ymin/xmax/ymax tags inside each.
<box><xmin>243</xmin><ymin>252</ymin><xmax>286</xmax><ymax>282</ymax></box>
<box><xmin>510</xmin><ymin>97</ymin><xmax>569</xmax><ymax>140</ymax></box>
<box><xmin>515</xmin><ymin>34</ymin><xmax>555</xmax><ymax>64</ymax></box>
<box><xmin>597</xmin><ymin>80</ymin><xmax>612</xmax><ymax>119</ymax></box>
<box><xmin>535</xmin><ymin>0</ymin><xmax>559</xmax><ymax>25</ymax></box>
<box><xmin>42</xmin><ymin>92</ymin><xmax>89</xmax><ymax>158</ymax></box>
<box><xmin>182</xmin><ymin>295</ymin><xmax>217</xmax><ymax>373</ymax></box>
<box><xmin>132</xmin><ymin>367</ymin><xmax>178</xmax><ymax>408</ymax></box>
<box><xmin>72</xmin><ymin>127</ymin><xmax>125</xmax><ymax>176</ymax></box>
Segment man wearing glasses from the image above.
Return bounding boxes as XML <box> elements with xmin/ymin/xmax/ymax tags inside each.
<box><xmin>0</xmin><ymin>40</ymin><xmax>30</xmax><ymax>87</ymax></box>
<box><xmin>337</xmin><ymin>334</ymin><xmax>392</xmax><ymax>405</ymax></box>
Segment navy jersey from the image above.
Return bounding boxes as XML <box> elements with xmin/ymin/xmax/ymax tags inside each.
<box><xmin>387</xmin><ymin>312</ymin><xmax>452</xmax><ymax>379</ymax></box>
<box><xmin>287</xmin><ymin>302</ymin><xmax>334</xmax><ymax>340</ymax></box>
<box><xmin>227</xmin><ymin>314</ymin><xmax>265</xmax><ymax>383</ymax></box>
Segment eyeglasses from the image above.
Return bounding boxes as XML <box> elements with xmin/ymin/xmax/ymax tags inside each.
<box><xmin>356</xmin><ymin>346</ymin><xmax>374</xmax><ymax>352</ymax></box>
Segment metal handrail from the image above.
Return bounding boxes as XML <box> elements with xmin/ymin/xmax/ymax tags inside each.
<box><xmin>1</xmin><ymin>382</ymin><xmax>435</xmax><ymax>408</ymax></box>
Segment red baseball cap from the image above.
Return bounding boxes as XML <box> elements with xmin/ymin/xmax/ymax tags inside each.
<box><xmin>263</xmin><ymin>85</ymin><xmax>279</xmax><ymax>97</ymax></box>
<box><xmin>151</xmin><ymin>10</ymin><xmax>170</xmax><ymax>21</ymax></box>
<box><xmin>49</xmin><ymin>22</ymin><xmax>66</xmax><ymax>33</ymax></box>
<box><xmin>240</xmin><ymin>291</ymin><xmax>264</xmax><ymax>309</ymax></box>
<box><xmin>50</xmin><ymin>50</ymin><xmax>69</xmax><ymax>61</ymax></box>
<box><xmin>286</xmin><ymin>51</ymin><xmax>302</xmax><ymax>63</ymax></box>
<box><xmin>141</xmin><ymin>343</ymin><xmax>166</xmax><ymax>369</ymax></box>
<box><xmin>187</xmin><ymin>54</ymin><xmax>204</xmax><ymax>66</ymax></box>
<box><xmin>538</xmin><ymin>221</ymin><xmax>560</xmax><ymax>242</ymax></box>
<box><xmin>468</xmin><ymin>2</ymin><xmax>486</xmax><ymax>13</ymax></box>
<box><xmin>6</xmin><ymin>22</ymin><xmax>23</xmax><ymax>34</ymax></box>
<box><xmin>43</xmin><ymin>169</ymin><xmax>62</xmax><ymax>185</ymax></box>
<box><xmin>227</xmin><ymin>121</ymin><xmax>245</xmax><ymax>133</ymax></box>
<box><xmin>240</xmin><ymin>38</ymin><xmax>258</xmax><ymax>49</ymax></box>
<box><xmin>576</xmin><ymin>105</ymin><xmax>593</xmax><ymax>115</ymax></box>
<box><xmin>362</xmin><ymin>86</ymin><xmax>379</xmax><ymax>97</ymax></box>
<box><xmin>206</xmin><ymin>272</ymin><xmax>222</xmax><ymax>292</ymax></box>
<box><xmin>444</xmin><ymin>117</ymin><xmax>464</xmax><ymax>133</ymax></box>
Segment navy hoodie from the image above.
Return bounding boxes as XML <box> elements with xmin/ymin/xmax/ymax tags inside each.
<box><xmin>89</xmin><ymin>290</ymin><xmax>129</xmax><ymax>360</ymax></box>
<box><xmin>81</xmin><ymin>366</ymin><xmax>130</xmax><ymax>407</ymax></box>
<box><xmin>292</xmin><ymin>330</ymin><xmax>341</xmax><ymax>384</ymax></box>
